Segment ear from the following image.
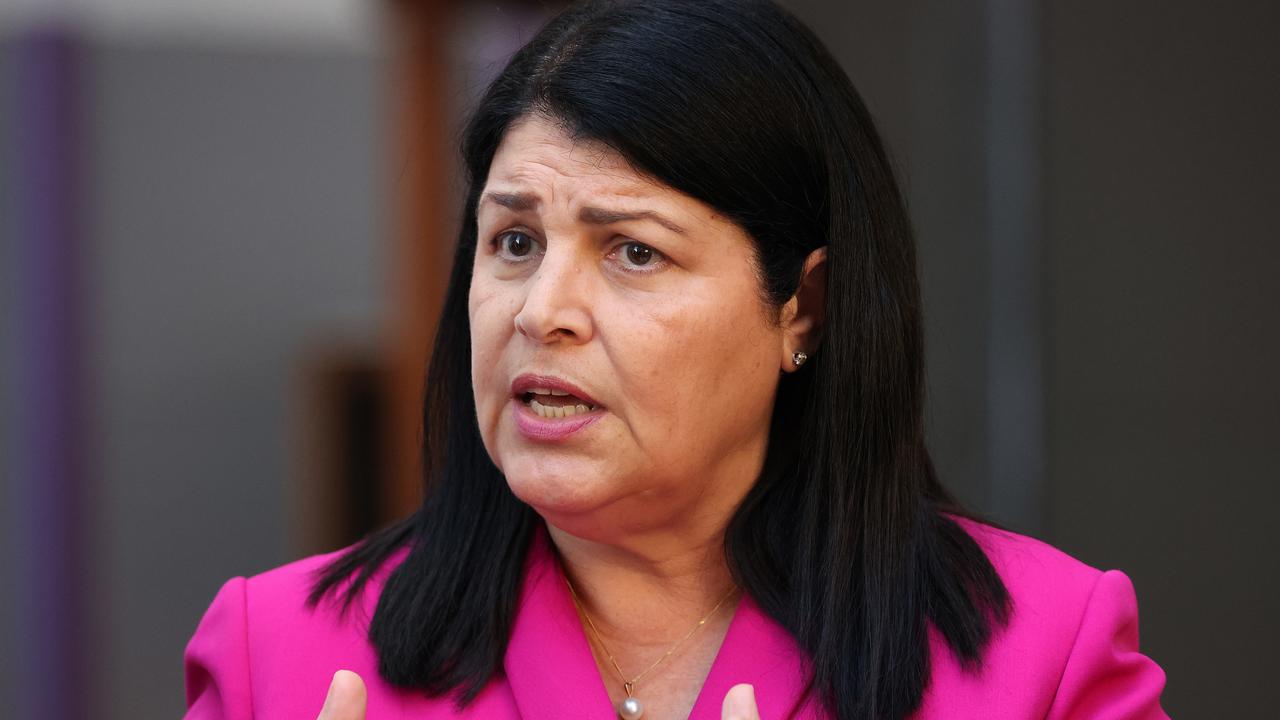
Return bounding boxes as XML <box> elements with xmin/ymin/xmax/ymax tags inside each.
<box><xmin>779</xmin><ymin>246</ymin><xmax>827</xmax><ymax>372</ymax></box>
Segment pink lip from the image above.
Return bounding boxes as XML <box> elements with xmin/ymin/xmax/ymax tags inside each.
<box><xmin>511</xmin><ymin>401</ymin><xmax>603</xmax><ymax>441</ymax></box>
<box><xmin>509</xmin><ymin>373</ymin><xmax>605</xmax><ymax>442</ymax></box>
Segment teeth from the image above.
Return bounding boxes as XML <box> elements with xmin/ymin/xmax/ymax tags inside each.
<box><xmin>529</xmin><ymin>387</ymin><xmax>570</xmax><ymax>396</ymax></box>
<box><xmin>528</xmin><ymin>398</ymin><xmax>595</xmax><ymax>419</ymax></box>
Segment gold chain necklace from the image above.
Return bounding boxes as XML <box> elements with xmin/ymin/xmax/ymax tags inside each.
<box><xmin>565</xmin><ymin>578</ymin><xmax>738</xmax><ymax>720</ymax></box>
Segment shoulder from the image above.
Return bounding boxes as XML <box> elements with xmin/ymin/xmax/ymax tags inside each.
<box><xmin>918</xmin><ymin>514</ymin><xmax>1168</xmax><ymax>719</ymax></box>
<box><xmin>183</xmin><ymin>543</ymin><xmax>412</xmax><ymax>719</ymax></box>
<box><xmin>242</xmin><ymin>545</ymin><xmax>391</xmax><ymax>617</ymax></box>
<box><xmin>942</xmin><ymin>513</ymin><xmax>1107</xmax><ymax>672</ymax></box>
<box><xmin>218</xmin><ymin>544</ymin><xmax>407</xmax><ymax>640</ymax></box>
<box><xmin>210</xmin><ymin>548</ymin><xmax>346</xmax><ymax>615</ymax></box>
<box><xmin>241</xmin><ymin>541</ymin><xmax>412</xmax><ymax>649</ymax></box>
<box><xmin>945</xmin><ymin>513</ymin><xmax>1103</xmax><ymax>608</ymax></box>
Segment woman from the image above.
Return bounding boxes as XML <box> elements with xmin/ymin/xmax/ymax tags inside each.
<box><xmin>184</xmin><ymin>1</ymin><xmax>1168</xmax><ymax>718</ymax></box>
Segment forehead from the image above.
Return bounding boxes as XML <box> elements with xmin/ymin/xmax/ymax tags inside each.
<box><xmin>484</xmin><ymin>115</ymin><xmax>667</xmax><ymax>199</ymax></box>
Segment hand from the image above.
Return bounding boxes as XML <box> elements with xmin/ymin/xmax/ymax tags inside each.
<box><xmin>316</xmin><ymin>669</ymin><xmax>367</xmax><ymax>720</ymax></box>
<box><xmin>722</xmin><ymin>683</ymin><xmax>760</xmax><ymax>720</ymax></box>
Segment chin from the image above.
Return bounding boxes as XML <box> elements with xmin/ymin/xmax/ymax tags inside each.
<box><xmin>501</xmin><ymin>457</ymin><xmax>619</xmax><ymax>520</ymax></box>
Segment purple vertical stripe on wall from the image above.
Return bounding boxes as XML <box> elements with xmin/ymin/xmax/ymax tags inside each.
<box><xmin>12</xmin><ymin>27</ymin><xmax>85</xmax><ymax>720</ymax></box>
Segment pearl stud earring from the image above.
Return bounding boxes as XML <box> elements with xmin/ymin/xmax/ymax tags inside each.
<box><xmin>792</xmin><ymin>351</ymin><xmax>808</xmax><ymax>367</ymax></box>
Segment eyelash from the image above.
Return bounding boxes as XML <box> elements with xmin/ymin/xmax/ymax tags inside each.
<box><xmin>488</xmin><ymin>230</ymin><xmax>667</xmax><ymax>275</ymax></box>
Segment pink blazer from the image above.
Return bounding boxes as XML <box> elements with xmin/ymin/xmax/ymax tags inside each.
<box><xmin>184</xmin><ymin>517</ymin><xmax>1168</xmax><ymax>719</ymax></box>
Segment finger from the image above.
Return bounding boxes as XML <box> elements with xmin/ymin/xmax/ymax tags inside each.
<box><xmin>722</xmin><ymin>683</ymin><xmax>760</xmax><ymax>720</ymax></box>
<box><xmin>316</xmin><ymin>669</ymin><xmax>368</xmax><ymax>720</ymax></box>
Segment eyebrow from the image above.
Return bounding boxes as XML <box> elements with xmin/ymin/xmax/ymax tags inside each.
<box><xmin>480</xmin><ymin>191</ymin><xmax>688</xmax><ymax>236</ymax></box>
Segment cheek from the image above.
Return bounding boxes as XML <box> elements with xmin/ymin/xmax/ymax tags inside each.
<box><xmin>693</xmin><ymin>300</ymin><xmax>778</xmax><ymax>407</ymax></box>
<box><xmin>468</xmin><ymin>279</ymin><xmax>515</xmax><ymax>417</ymax></box>
<box><xmin>613</xmin><ymin>288</ymin><xmax>779</xmax><ymax>448</ymax></box>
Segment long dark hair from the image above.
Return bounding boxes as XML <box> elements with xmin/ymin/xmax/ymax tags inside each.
<box><xmin>309</xmin><ymin>1</ymin><xmax>1011</xmax><ymax>717</ymax></box>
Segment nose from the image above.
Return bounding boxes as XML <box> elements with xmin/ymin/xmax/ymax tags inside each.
<box><xmin>512</xmin><ymin>245</ymin><xmax>595</xmax><ymax>345</ymax></box>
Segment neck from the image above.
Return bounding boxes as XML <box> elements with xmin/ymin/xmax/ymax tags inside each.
<box><xmin>547</xmin><ymin>520</ymin><xmax>738</xmax><ymax>651</ymax></box>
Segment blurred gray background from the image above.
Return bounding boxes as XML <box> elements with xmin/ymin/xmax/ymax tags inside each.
<box><xmin>2</xmin><ymin>0</ymin><xmax>1276</xmax><ymax>717</ymax></box>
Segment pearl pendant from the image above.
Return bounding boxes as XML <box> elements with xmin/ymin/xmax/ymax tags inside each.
<box><xmin>618</xmin><ymin>696</ymin><xmax>644</xmax><ymax>719</ymax></box>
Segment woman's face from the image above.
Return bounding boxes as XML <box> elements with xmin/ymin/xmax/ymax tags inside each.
<box><xmin>468</xmin><ymin>114</ymin><xmax>801</xmax><ymax>540</ymax></box>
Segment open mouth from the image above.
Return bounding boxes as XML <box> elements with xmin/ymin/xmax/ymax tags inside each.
<box><xmin>519</xmin><ymin>388</ymin><xmax>599</xmax><ymax>419</ymax></box>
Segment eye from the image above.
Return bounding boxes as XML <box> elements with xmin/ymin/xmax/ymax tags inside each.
<box><xmin>625</xmin><ymin>244</ymin><xmax>653</xmax><ymax>265</ymax></box>
<box><xmin>612</xmin><ymin>240</ymin><xmax>666</xmax><ymax>274</ymax></box>
<box><xmin>492</xmin><ymin>230</ymin><xmax>542</xmax><ymax>262</ymax></box>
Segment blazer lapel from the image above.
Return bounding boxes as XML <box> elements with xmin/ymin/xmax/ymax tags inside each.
<box><xmin>686</xmin><ymin>595</ymin><xmax>819</xmax><ymax>719</ymax></box>
<box><xmin>503</xmin><ymin>529</ymin><xmax>617</xmax><ymax>719</ymax></box>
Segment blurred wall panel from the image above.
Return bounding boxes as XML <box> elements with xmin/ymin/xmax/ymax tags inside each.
<box><xmin>6</xmin><ymin>28</ymin><xmax>88</xmax><ymax>720</ymax></box>
<box><xmin>298</xmin><ymin>345</ymin><xmax>390</xmax><ymax>554</ymax></box>
<box><xmin>85</xmin><ymin>40</ymin><xmax>387</xmax><ymax>719</ymax></box>
<box><xmin>1045</xmin><ymin>2</ymin><xmax>1280</xmax><ymax>716</ymax></box>
<box><xmin>982</xmin><ymin>0</ymin><xmax>1045</xmax><ymax>533</ymax></box>
<box><xmin>383</xmin><ymin>0</ymin><xmax>453</xmax><ymax>524</ymax></box>
<box><xmin>0</xmin><ymin>32</ymin><xmax>16</xmax><ymax>716</ymax></box>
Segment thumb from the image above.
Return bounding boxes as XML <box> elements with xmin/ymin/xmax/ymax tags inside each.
<box><xmin>722</xmin><ymin>683</ymin><xmax>760</xmax><ymax>720</ymax></box>
<box><xmin>316</xmin><ymin>669</ymin><xmax>367</xmax><ymax>720</ymax></box>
